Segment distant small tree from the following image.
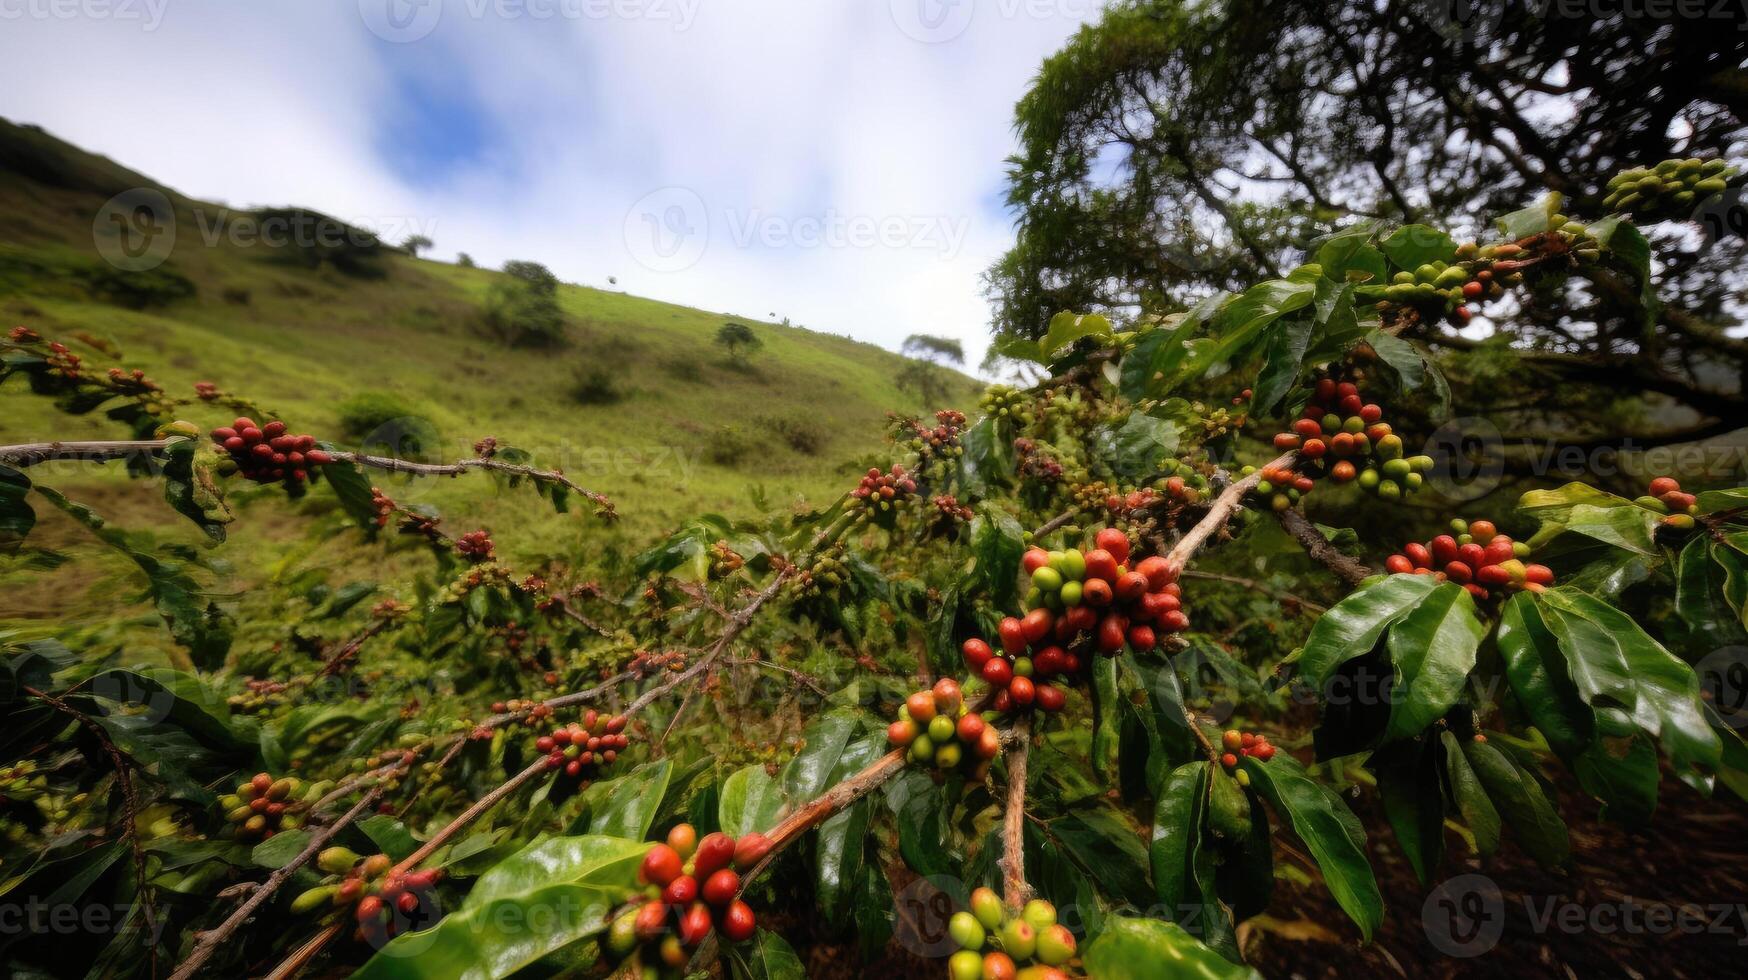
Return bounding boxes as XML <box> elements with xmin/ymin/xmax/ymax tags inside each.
<box><xmin>716</xmin><ymin>322</ymin><xmax>762</xmax><ymax>365</ymax></box>
<box><xmin>895</xmin><ymin>360</ymin><xmax>951</xmax><ymax>405</ymax></box>
<box><xmin>482</xmin><ymin>259</ymin><xmax>566</xmax><ymax>348</ymax></box>
<box><xmin>901</xmin><ymin>334</ymin><xmax>965</xmax><ymax>365</ymax></box>
<box><xmin>457</xmin><ymin>252</ymin><xmax>476</xmax><ymax>268</ymax></box>
<box><xmin>402</xmin><ymin>234</ymin><xmax>433</xmax><ymax>257</ymax></box>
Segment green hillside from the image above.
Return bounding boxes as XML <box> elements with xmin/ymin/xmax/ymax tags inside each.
<box><xmin>0</xmin><ymin>118</ymin><xmax>975</xmax><ymax>652</ymax></box>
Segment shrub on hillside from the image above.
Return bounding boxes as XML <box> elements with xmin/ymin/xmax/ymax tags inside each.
<box><xmin>570</xmin><ymin>367</ymin><xmax>625</xmax><ymax>405</ymax></box>
<box><xmin>757</xmin><ymin>414</ymin><xmax>825</xmax><ymax>456</ymax></box>
<box><xmin>247</xmin><ymin>207</ymin><xmax>389</xmax><ymax>279</ymax></box>
<box><xmin>481</xmin><ymin>260</ymin><xmax>566</xmax><ymax>348</ymax></box>
<box><xmin>336</xmin><ymin>392</ymin><xmax>442</xmax><ymax>461</ymax></box>
<box><xmin>79</xmin><ymin>264</ymin><xmax>197</xmax><ymax>309</ymax></box>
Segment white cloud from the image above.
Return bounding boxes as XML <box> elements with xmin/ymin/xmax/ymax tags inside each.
<box><xmin>0</xmin><ymin>0</ymin><xmax>1100</xmax><ymax>368</ymax></box>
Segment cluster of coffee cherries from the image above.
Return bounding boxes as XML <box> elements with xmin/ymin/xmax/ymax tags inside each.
<box><xmin>536</xmin><ymin>710</ymin><xmax>630</xmax><ymax>783</ymax></box>
<box><xmin>788</xmin><ymin>550</ymin><xmax>847</xmax><ymax>599</ymax></box>
<box><xmin>627</xmin><ymin>649</ymin><xmax>688</xmax><ymax>679</ymax></box>
<box><xmin>1637</xmin><ymin>475</ymin><xmax>1701</xmax><ymax>530</ymax></box>
<box><xmin>946</xmin><ymin>890</ymin><xmax>1078</xmax><ymax>980</ymax></box>
<box><xmin>489</xmin><ymin>698</ymin><xmax>556</xmax><ymax>732</ymax></box>
<box><xmin>210</xmin><ymin>417</ymin><xmax>332</xmax><ymax>485</ymax></box>
<box><xmin>1384</xmin><ymin>519</ymin><xmax>1554</xmax><ymax>600</ymax></box>
<box><xmin>980</xmin><ymin>384</ymin><xmax>1032</xmax><ymax>425</ymax></box>
<box><xmin>1263</xmin><ymin>378</ymin><xmax>1433</xmax><ymax>503</ymax></box>
<box><xmin>933</xmin><ymin>494</ymin><xmax>975</xmax><ymax>523</ymax></box>
<box><xmin>888</xmin><ymin>679</ymin><xmax>1003</xmax><ymax>777</ymax></box>
<box><xmin>896</xmin><ymin>409</ymin><xmax>968</xmax><ymax>464</ymax></box>
<box><xmin>851</xmin><ymin>465</ymin><xmax>917</xmax><ymax>512</ymax></box>
<box><xmin>1019</xmin><ymin>528</ymin><xmax>1189</xmax><ymax>650</ymax></box>
<box><xmin>1378</xmin><ymin>257</ymin><xmax>1494</xmax><ymax>326</ymax></box>
<box><xmin>608</xmin><ymin>824</ymin><xmax>770</xmax><ymax>968</ymax></box>
<box><xmin>219</xmin><ymin>773</ymin><xmax>308</xmax><ymax>840</ymax></box>
<box><xmin>290</xmin><ymin>848</ymin><xmax>442</xmax><ymax>945</ymax></box>
<box><xmin>1604</xmin><ymin>158</ymin><xmax>1735</xmax><ymax>219</ymax></box>
<box><xmin>226</xmin><ymin>678</ymin><xmax>291</xmax><ymax>715</ymax></box>
<box><xmin>1219</xmin><ymin>729</ymin><xmax>1275</xmax><ymax>786</ymax></box>
<box><xmin>708</xmin><ymin>540</ymin><xmax>744</xmax><ymax>579</ymax></box>
<box><xmin>369</xmin><ymin>486</ymin><xmax>396</xmax><ymax>527</ymax></box>
<box><xmin>455</xmin><ymin>529</ymin><xmax>495</xmax><ymax>562</ymax></box>
<box><xmin>1013</xmin><ymin>437</ymin><xmax>1065</xmax><ymax>482</ymax></box>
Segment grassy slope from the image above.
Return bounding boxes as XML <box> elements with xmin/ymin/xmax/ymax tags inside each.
<box><xmin>0</xmin><ymin>119</ymin><xmax>975</xmax><ymax>661</ymax></box>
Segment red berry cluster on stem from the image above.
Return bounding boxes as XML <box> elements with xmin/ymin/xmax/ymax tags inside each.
<box><xmin>962</xmin><ymin>528</ymin><xmax>1188</xmax><ymax>715</ymax></box>
<box><xmin>1263</xmin><ymin>376</ymin><xmax>1431</xmax><ymax>504</ymax></box>
<box><xmin>618</xmin><ymin>824</ymin><xmax>770</xmax><ymax>964</ymax></box>
<box><xmin>1384</xmin><ymin>519</ymin><xmax>1553</xmax><ymax>600</ymax></box>
<box><xmin>210</xmin><ymin>417</ymin><xmax>331</xmax><ymax>485</ymax></box>
<box><xmin>536</xmin><ymin>709</ymin><xmax>629</xmax><ymax>784</ymax></box>
<box><xmin>455</xmin><ymin>529</ymin><xmax>495</xmax><ymax>562</ymax></box>
<box><xmin>1220</xmin><ymin>729</ymin><xmax>1275</xmax><ymax>769</ymax></box>
<box><xmin>1640</xmin><ymin>475</ymin><xmax>1700</xmax><ymax>530</ymax></box>
<box><xmin>887</xmin><ymin>679</ymin><xmax>1003</xmax><ymax>777</ymax></box>
<box><xmin>851</xmin><ymin>464</ymin><xmax>916</xmax><ymax>511</ymax></box>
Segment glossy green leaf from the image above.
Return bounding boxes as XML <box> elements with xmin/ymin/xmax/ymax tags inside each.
<box><xmin>0</xmin><ymin>463</ymin><xmax>36</xmax><ymax>552</ymax></box>
<box><xmin>1092</xmin><ymin>654</ymin><xmax>1122</xmax><ymax>783</ymax></box>
<box><xmin>1536</xmin><ymin>588</ymin><xmax>1721</xmax><ymax>790</ymax></box>
<box><xmin>1381</xmin><ymin>224</ymin><xmax>1457</xmax><ymax>270</ymax></box>
<box><xmin>1149</xmin><ymin>761</ymin><xmax>1207</xmax><ymax>912</ymax></box>
<box><xmin>1082</xmin><ymin>916</ymin><xmax>1262</xmax><ymax>980</ymax></box>
<box><xmin>970</xmin><ymin>505</ymin><xmax>1026</xmax><ymax>606</ymax></box>
<box><xmin>719</xmin><ymin>763</ymin><xmax>786</xmax><ymax>839</ymax></box>
<box><xmin>1383</xmin><ymin>583</ymin><xmax>1484</xmax><ymax>741</ymax></box>
<box><xmin>1041</xmin><ymin>311</ymin><xmax>1114</xmax><ymax>358</ymax></box>
<box><xmin>1555</xmin><ymin>503</ymin><xmax>1659</xmax><ymax>556</ymax></box>
<box><xmin>1669</xmin><ymin>537</ymin><xmax>1748</xmax><ymax>660</ymax></box>
<box><xmin>781</xmin><ymin>709</ymin><xmax>860</xmax><ymax>804</ymax></box>
<box><xmin>1517</xmin><ymin>482</ymin><xmax>1635</xmax><ymax>523</ymax></box>
<box><xmin>250</xmin><ymin>830</ymin><xmax>312</xmax><ymax>869</ymax></box>
<box><xmin>1495</xmin><ymin>594</ymin><xmax>1592</xmax><ymax>758</ymax></box>
<box><xmin>725</xmin><ymin>927</ymin><xmax>807</xmax><ymax>980</ymax></box>
<box><xmin>1573</xmin><ymin>735</ymin><xmax>1660</xmax><ymax>826</ymax></box>
<box><xmin>1241</xmin><ymin>754</ymin><xmax>1381</xmax><ymax>940</ymax></box>
<box><xmin>1713</xmin><ymin>541</ymin><xmax>1748</xmax><ymax>632</ymax></box>
<box><xmin>1249</xmin><ymin>316</ymin><xmax>1314</xmax><ymax>414</ymax></box>
<box><xmin>462</xmin><ymin>835</ymin><xmax>648</xmax><ymax>911</ymax></box>
<box><xmin>352</xmin><ymin>881</ymin><xmax>623</xmax><ymax>980</ymax></box>
<box><xmin>1370</xmin><ymin>740</ymin><xmax>1444</xmax><ymax>885</ymax></box>
<box><xmin>1439</xmin><ymin>731</ymin><xmax>1499</xmax><ymax>856</ymax></box>
<box><xmin>1461</xmin><ymin>737</ymin><xmax>1569</xmax><ymax>867</ymax></box>
<box><xmin>1295</xmin><ymin>573</ymin><xmax>1439</xmax><ymax>688</ymax></box>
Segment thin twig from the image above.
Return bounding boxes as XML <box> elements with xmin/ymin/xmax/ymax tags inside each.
<box><xmin>1163</xmin><ymin>452</ymin><xmax>1294</xmax><ymax>580</ymax></box>
<box><xmin>1274</xmin><ymin>509</ymin><xmax>1375</xmax><ymax>586</ymax></box>
<box><xmin>314</xmin><ymin>619</ymin><xmax>392</xmax><ymax>678</ymax></box>
<box><xmin>1179</xmin><ymin>569</ymin><xmax>1328</xmax><ymax>614</ymax></box>
<box><xmin>327</xmin><ymin>451</ymin><xmax>615</xmax><ymax>517</ymax></box>
<box><xmin>999</xmin><ymin>714</ymin><xmax>1033</xmax><ymax>912</ymax></box>
<box><xmin>390</xmin><ymin>759</ymin><xmax>548</xmax><ymax>876</ymax></box>
<box><xmin>168</xmin><ymin>785</ymin><xmax>388</xmax><ymax>980</ymax></box>
<box><xmin>25</xmin><ymin>687</ymin><xmax>158</xmax><ymax>974</ymax></box>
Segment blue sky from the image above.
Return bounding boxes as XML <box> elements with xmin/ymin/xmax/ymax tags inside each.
<box><xmin>0</xmin><ymin>0</ymin><xmax>1103</xmax><ymax>366</ymax></box>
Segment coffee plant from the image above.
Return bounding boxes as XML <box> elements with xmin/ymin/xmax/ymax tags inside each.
<box><xmin>1</xmin><ymin>174</ymin><xmax>1746</xmax><ymax>979</ymax></box>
